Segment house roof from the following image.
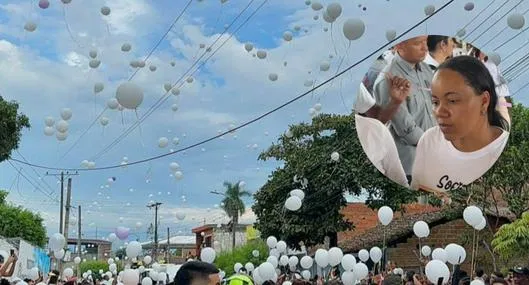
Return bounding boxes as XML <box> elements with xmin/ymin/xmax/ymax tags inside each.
<box><xmin>338</xmin><ymin>203</ymin><xmax>463</xmax><ymax>253</ymax></box>
<box><xmin>191</xmin><ymin>223</ymin><xmax>249</xmax><ymax>234</ymax></box>
<box><xmin>140</xmin><ymin>236</ymin><xmax>195</xmax><ymax>246</ymax></box>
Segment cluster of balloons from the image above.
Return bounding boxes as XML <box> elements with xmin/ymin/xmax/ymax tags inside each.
<box><xmin>43</xmin><ymin>108</ymin><xmax>73</xmax><ymax>141</ymax></box>
<box><xmin>285</xmin><ymin>189</ymin><xmax>304</xmax><ymax>211</ymax></box>
<box><xmin>463</xmin><ymin>205</ymin><xmax>487</xmax><ymax>231</ymax></box>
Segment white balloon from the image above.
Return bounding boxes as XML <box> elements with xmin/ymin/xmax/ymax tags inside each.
<box><xmin>268</xmin><ymin>73</ymin><xmax>278</xmax><ymax>82</ymax></box>
<box><xmin>200</xmin><ymin>247</ymin><xmax>216</xmax><ymax>263</ymax></box>
<box><xmin>169</xmin><ymin>162</ymin><xmax>180</xmax><ymax>171</ymax></box>
<box><xmin>421</xmin><ymin>245</ymin><xmax>432</xmax><ymax>257</ymax></box>
<box><xmin>289</xmin><ymin>189</ymin><xmax>305</xmax><ymax>200</ymax></box>
<box><xmin>245</xmin><ymin>262</ymin><xmax>254</xmax><ymax>272</ymax></box>
<box><xmin>283</xmin><ymin>31</ymin><xmax>293</xmax><ymax>42</ymax></box>
<box><xmin>54</xmin><ymin>249</ymin><xmax>65</xmax><ymax>259</ymax></box>
<box><xmin>488</xmin><ymin>52</ymin><xmax>501</xmax><ymax>65</ymax></box>
<box><xmin>385</xmin><ymin>29</ymin><xmax>397</xmax><ymax>41</ymax></box>
<box><xmin>171</xmin><ymin>88</ymin><xmax>180</xmax><ymax>96</ymax></box>
<box><xmin>164</xmin><ymin>83</ymin><xmax>173</xmax><ymax>92</ymax></box>
<box><xmin>413</xmin><ymin>221</ymin><xmax>430</xmax><ymax>238</ymax></box>
<box><xmin>341</xmin><ymin>254</ymin><xmax>356</xmax><ymax>271</ymax></box>
<box><xmin>122</xmin><ymin>269</ymin><xmax>139</xmax><ymax>285</ymax></box>
<box><xmin>507</xmin><ymin>13</ymin><xmax>525</xmax><ymax>30</ymax></box>
<box><xmin>302</xmin><ymin>270</ymin><xmax>311</xmax><ymax>280</ymax></box>
<box><xmin>288</xmin><ymin>256</ymin><xmax>299</xmax><ymax>267</ymax></box>
<box><xmin>358</xmin><ymin>249</ymin><xmax>369</xmax><ymax>262</ymax></box>
<box><xmin>87</xmin><ymin>161</ymin><xmax>96</xmax><ymax>168</ymax></box>
<box><xmin>244</xmin><ymin>43</ymin><xmax>254</xmax><ymax>52</ymax></box>
<box><xmin>300</xmin><ymin>256</ymin><xmax>313</xmax><ymax>269</ymax></box>
<box><xmin>56</xmin><ymin>131</ymin><xmax>68</xmax><ymax>141</ymax></box>
<box><xmin>61</xmin><ymin>0</ymin><xmax>71</xmax><ymax>3</ymax></box>
<box><xmin>107</xmin><ymin>98</ymin><xmax>119</xmax><ymax>110</ymax></box>
<box><xmin>315</xmin><ymin>249</ymin><xmax>329</xmax><ymax>267</ymax></box>
<box><xmin>186</xmin><ymin>77</ymin><xmax>194</xmax><ymax>83</ymax></box>
<box><xmin>326</xmin><ymin>3</ymin><xmax>342</xmax><ymax>20</ymax></box>
<box><xmin>89</xmin><ymin>50</ymin><xmax>98</xmax><ymax>59</ymax></box>
<box><xmin>252</xmin><ymin>250</ymin><xmax>260</xmax><ymax>257</ymax></box>
<box><xmin>174</xmin><ymin>171</ymin><xmax>183</xmax><ymax>180</ymax></box>
<box><xmin>94</xmin><ymin>83</ymin><xmax>105</xmax><ymax>93</ymax></box>
<box><xmin>266</xmin><ymin>236</ymin><xmax>277</xmax><ymax>248</ymax></box>
<box><xmin>377</xmin><ymin>206</ymin><xmax>393</xmax><ymax>226</ymax></box>
<box><xmin>158</xmin><ymin>137</ymin><xmax>169</xmax><ymax>148</ymax></box>
<box><xmin>471</xmin><ymin>281</ymin><xmax>485</xmax><ymax>285</ymax></box>
<box><xmin>328</xmin><ymin>247</ymin><xmax>343</xmax><ymax>267</ymax></box>
<box><xmin>259</xmin><ymin>262</ymin><xmax>275</xmax><ymax>280</ymax></box>
<box><xmin>285</xmin><ymin>196</ymin><xmax>302</xmax><ymax>211</ymax></box>
<box><xmin>138</xmin><ymin>61</ymin><xmax>146</xmax><ymax>68</ymax></box>
<box><xmin>256</xmin><ymin>50</ymin><xmax>267</xmax><ymax>59</ymax></box>
<box><xmin>99</xmin><ymin>116</ymin><xmax>109</xmax><ymax>127</ymax></box>
<box><xmin>445</xmin><ymin>244</ymin><xmax>466</xmax><ymax>265</ymax></box>
<box><xmin>424</xmin><ymin>5</ymin><xmax>436</xmax><ymax>16</ymax></box>
<box><xmin>55</xmin><ymin>120</ymin><xmax>69</xmax><ymax>133</ymax></box>
<box><xmin>108</xmin><ymin>233</ymin><xmax>117</xmax><ymax>242</ymax></box>
<box><xmin>276</xmin><ymin>240</ymin><xmax>287</xmax><ymax>253</ymax></box>
<box><xmin>267</xmin><ymin>255</ymin><xmax>279</xmax><ymax>268</ymax></box>
<box><xmin>74</xmin><ymin>256</ymin><xmax>81</xmax><ymax>264</ymax></box>
<box><xmin>311</xmin><ymin>2</ymin><xmax>323</xmax><ymax>11</ymax></box>
<box><xmin>121</xmin><ymin>43</ymin><xmax>132</xmax><ymax>52</ymax></box>
<box><xmin>44</xmin><ymin>116</ymin><xmax>55</xmax><ymax>127</ymax></box>
<box><xmin>342</xmin><ymin>271</ymin><xmax>355</xmax><ymax>285</ymax></box>
<box><xmin>171</xmin><ymin>104</ymin><xmax>179</xmax><ymax>112</ymax></box>
<box><xmin>116</xmin><ymin>82</ymin><xmax>144</xmax><ymax>109</ymax></box>
<box><xmin>44</xmin><ymin>126</ymin><xmax>55</xmax><ymax>136</ymax></box>
<box><xmin>369</xmin><ymin>247</ymin><xmax>382</xmax><ymax>263</ymax></box>
<box><xmin>320</xmin><ymin>61</ymin><xmax>330</xmax><ymax>71</ymax></box>
<box><xmin>141</xmin><ymin>277</ymin><xmax>152</xmax><ymax>285</ymax></box>
<box><xmin>431</xmin><ymin>248</ymin><xmax>448</xmax><ymax>263</ymax></box>
<box><xmin>463</xmin><ymin>206</ymin><xmax>483</xmax><ymax>227</ymax></box>
<box><xmin>353</xmin><ymin>262</ymin><xmax>368</xmax><ymax>280</ymax></box>
<box><xmin>464</xmin><ymin>2</ymin><xmax>475</xmax><ymax>11</ymax></box>
<box><xmin>343</xmin><ymin>18</ymin><xmax>365</xmax><ymax>41</ymax></box>
<box><xmin>63</xmin><ymin>268</ymin><xmax>74</xmax><ymax>279</ymax></box>
<box><xmin>125</xmin><ymin>241</ymin><xmax>142</xmax><ymax>258</ymax></box>
<box><xmin>101</xmin><ymin>6</ymin><xmax>111</xmax><ymax>16</ymax></box>
<box><xmin>425</xmin><ymin>260</ymin><xmax>450</xmax><ymax>284</ymax></box>
<box><xmin>24</xmin><ymin>21</ymin><xmax>37</xmax><ymax>32</ymax></box>
<box><xmin>61</xmin><ymin>108</ymin><xmax>73</xmax><ymax>121</ymax></box>
<box><xmin>149</xmin><ymin>65</ymin><xmax>157</xmax><ymax>72</ymax></box>
<box><xmin>89</xmin><ymin>59</ymin><xmax>101</xmax><ymax>69</ymax></box>
<box><xmin>330</xmin><ymin>151</ymin><xmax>340</xmax><ymax>162</ymax></box>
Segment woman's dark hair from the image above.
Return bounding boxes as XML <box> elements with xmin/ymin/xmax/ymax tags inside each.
<box><xmin>405</xmin><ymin>271</ymin><xmax>415</xmax><ymax>282</ymax></box>
<box><xmin>427</xmin><ymin>35</ymin><xmax>450</xmax><ymax>53</ymax></box>
<box><xmin>437</xmin><ymin>55</ymin><xmax>510</xmax><ymax>131</ymax></box>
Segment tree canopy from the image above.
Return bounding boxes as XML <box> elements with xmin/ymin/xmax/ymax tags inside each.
<box><xmin>252</xmin><ymin>113</ymin><xmax>418</xmax><ymax>249</ymax></box>
<box><xmin>0</xmin><ymin>96</ymin><xmax>30</xmax><ymax>163</ymax></box>
<box><xmin>491</xmin><ymin>212</ymin><xmax>529</xmax><ymax>260</ymax></box>
<box><xmin>221</xmin><ymin>181</ymin><xmax>251</xmax><ymax>221</ymax></box>
<box><xmin>0</xmin><ymin>190</ymin><xmax>47</xmax><ymax>247</ymax></box>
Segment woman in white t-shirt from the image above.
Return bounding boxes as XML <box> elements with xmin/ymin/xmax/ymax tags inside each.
<box><xmin>410</xmin><ymin>55</ymin><xmax>510</xmax><ymax>195</ymax></box>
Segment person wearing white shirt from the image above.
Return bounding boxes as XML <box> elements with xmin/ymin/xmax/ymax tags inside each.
<box><xmin>354</xmin><ymin>79</ymin><xmax>410</xmax><ymax>188</ymax></box>
<box><xmin>411</xmin><ymin>56</ymin><xmax>510</xmax><ymax>194</ymax></box>
<box><xmin>424</xmin><ymin>35</ymin><xmax>455</xmax><ymax>71</ymax></box>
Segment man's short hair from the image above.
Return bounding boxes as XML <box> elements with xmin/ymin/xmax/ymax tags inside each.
<box><xmin>174</xmin><ymin>261</ymin><xmax>219</xmax><ymax>285</ymax></box>
<box><xmin>382</xmin><ymin>274</ymin><xmax>402</xmax><ymax>285</ymax></box>
<box><xmin>476</xmin><ymin>268</ymin><xmax>484</xmax><ymax>278</ymax></box>
<box><xmin>427</xmin><ymin>35</ymin><xmax>450</xmax><ymax>53</ymax></box>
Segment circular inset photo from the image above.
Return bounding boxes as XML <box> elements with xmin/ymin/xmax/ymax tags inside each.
<box><xmin>354</xmin><ymin>35</ymin><xmax>511</xmax><ymax>195</ymax></box>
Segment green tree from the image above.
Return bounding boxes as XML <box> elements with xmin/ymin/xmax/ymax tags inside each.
<box><xmin>253</xmin><ymin>113</ymin><xmax>418</xmax><ymax>249</ymax></box>
<box><xmin>214</xmin><ymin>239</ymin><xmax>268</xmax><ymax>274</ymax></box>
<box><xmin>491</xmin><ymin>212</ymin><xmax>529</xmax><ymax>259</ymax></box>
<box><xmin>220</xmin><ymin>181</ymin><xmax>252</xmax><ymax>250</ymax></box>
<box><xmin>0</xmin><ymin>96</ymin><xmax>30</xmax><ymax>162</ymax></box>
<box><xmin>0</xmin><ymin>190</ymin><xmax>47</xmax><ymax>247</ymax></box>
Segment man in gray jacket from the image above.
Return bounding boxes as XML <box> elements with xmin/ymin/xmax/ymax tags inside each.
<box><xmin>373</xmin><ymin>35</ymin><xmax>436</xmax><ymax>182</ymax></box>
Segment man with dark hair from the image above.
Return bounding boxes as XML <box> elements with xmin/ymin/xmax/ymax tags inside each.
<box><xmin>424</xmin><ymin>35</ymin><xmax>455</xmax><ymax>70</ymax></box>
<box><xmin>510</xmin><ymin>267</ymin><xmax>529</xmax><ymax>285</ymax></box>
<box><xmin>174</xmin><ymin>261</ymin><xmax>220</xmax><ymax>285</ymax></box>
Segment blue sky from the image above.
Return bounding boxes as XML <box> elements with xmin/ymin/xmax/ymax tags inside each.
<box><xmin>0</xmin><ymin>0</ymin><xmax>527</xmax><ymax>246</ymax></box>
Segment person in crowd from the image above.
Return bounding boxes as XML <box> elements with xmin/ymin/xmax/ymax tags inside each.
<box><xmin>174</xmin><ymin>261</ymin><xmax>220</xmax><ymax>285</ymax></box>
<box><xmin>424</xmin><ymin>35</ymin><xmax>456</xmax><ymax>70</ymax></box>
<box><xmin>47</xmin><ymin>271</ymin><xmax>60</xmax><ymax>285</ymax></box>
<box><xmin>459</xmin><ymin>277</ymin><xmax>471</xmax><ymax>285</ymax></box>
<box><xmin>225</xmin><ymin>272</ymin><xmax>253</xmax><ymax>285</ymax></box>
<box><xmin>363</xmin><ymin>54</ymin><xmax>389</xmax><ymax>95</ymax></box>
<box><xmin>491</xmin><ymin>278</ymin><xmax>508</xmax><ymax>285</ymax></box>
<box><xmin>509</xmin><ymin>267</ymin><xmax>529</xmax><ymax>285</ymax></box>
<box><xmin>354</xmin><ymin>80</ymin><xmax>409</xmax><ymax>188</ymax></box>
<box><xmin>0</xmin><ymin>253</ymin><xmax>16</xmax><ymax>278</ymax></box>
<box><xmin>411</xmin><ymin>55</ymin><xmax>509</xmax><ymax>194</ymax></box>
<box><xmin>472</xmin><ymin>48</ymin><xmax>511</xmax><ymax>125</ymax></box>
<box><xmin>475</xmin><ymin>269</ymin><xmax>485</xmax><ymax>282</ymax></box>
<box><xmin>373</xmin><ymin>35</ymin><xmax>436</xmax><ymax>182</ymax></box>
<box><xmin>383</xmin><ymin>274</ymin><xmax>402</xmax><ymax>285</ymax></box>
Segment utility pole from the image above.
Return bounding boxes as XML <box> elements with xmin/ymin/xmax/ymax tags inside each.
<box><xmin>147</xmin><ymin>202</ymin><xmax>163</xmax><ymax>261</ymax></box>
<box><xmin>77</xmin><ymin>205</ymin><xmax>82</xmax><ymax>258</ymax></box>
<box><xmin>63</xmin><ymin>178</ymin><xmax>73</xmax><ymax>243</ymax></box>
<box><xmin>167</xmin><ymin>227</ymin><xmax>170</xmax><ymax>263</ymax></box>
<box><xmin>45</xmin><ymin>171</ymin><xmax>78</xmax><ymax>234</ymax></box>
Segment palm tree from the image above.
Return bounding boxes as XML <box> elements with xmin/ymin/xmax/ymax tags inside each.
<box><xmin>220</xmin><ymin>181</ymin><xmax>251</xmax><ymax>250</ymax></box>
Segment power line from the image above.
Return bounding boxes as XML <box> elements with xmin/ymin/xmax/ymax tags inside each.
<box><xmin>55</xmin><ymin>0</ymin><xmax>195</xmax><ymax>163</ymax></box>
<box><xmin>455</xmin><ymin>0</ymin><xmax>497</xmax><ymax>37</ymax></box>
<box><xmin>8</xmin><ymin>0</ymin><xmax>457</xmax><ymax>172</ymax></box>
<box><xmin>470</xmin><ymin>0</ymin><xmax>526</xmax><ymax>45</ymax></box>
<box><xmin>6</xmin><ymin>160</ymin><xmax>60</xmax><ymax>203</ymax></box>
<box><xmin>462</xmin><ymin>0</ymin><xmax>511</xmax><ymax>41</ymax></box>
<box><xmin>89</xmin><ymin>0</ymin><xmax>263</xmax><ymax>161</ymax></box>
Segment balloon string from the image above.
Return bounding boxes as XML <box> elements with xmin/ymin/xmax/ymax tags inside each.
<box><xmin>62</xmin><ymin>4</ymin><xmax>85</xmax><ymax>49</ymax></box>
<box><xmin>135</xmin><ymin>109</ymin><xmax>146</xmax><ymax>148</ymax></box>
<box><xmin>330</xmin><ymin>23</ymin><xmax>338</xmax><ymax>56</ymax></box>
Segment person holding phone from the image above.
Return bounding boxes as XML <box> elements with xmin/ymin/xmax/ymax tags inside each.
<box><xmin>0</xmin><ymin>250</ymin><xmax>17</xmax><ymax>278</ymax></box>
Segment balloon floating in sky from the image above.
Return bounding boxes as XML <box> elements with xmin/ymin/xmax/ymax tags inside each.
<box><xmin>107</xmin><ymin>98</ymin><xmax>119</xmax><ymax>110</ymax></box>
<box><xmin>326</xmin><ymin>2</ymin><xmax>342</xmax><ymax>21</ymax></box>
<box><xmin>268</xmin><ymin>73</ymin><xmax>278</xmax><ymax>81</ymax></box>
<box><xmin>311</xmin><ymin>2</ymin><xmax>323</xmax><ymax>11</ymax></box>
<box><xmin>320</xmin><ymin>61</ymin><xmax>330</xmax><ymax>71</ymax></box>
<box><xmin>89</xmin><ymin>50</ymin><xmax>98</xmax><ymax>59</ymax></box>
<box><xmin>424</xmin><ymin>5</ymin><xmax>435</xmax><ymax>16</ymax></box>
<box><xmin>89</xmin><ymin>59</ymin><xmax>101</xmax><ymax>69</ymax></box>
<box><xmin>24</xmin><ymin>22</ymin><xmax>37</xmax><ymax>32</ymax></box>
<box><xmin>488</xmin><ymin>52</ymin><xmax>501</xmax><ymax>65</ymax></box>
<box><xmin>116</xmin><ymin>82</ymin><xmax>144</xmax><ymax>109</ymax></box>
<box><xmin>94</xmin><ymin>83</ymin><xmax>104</xmax><ymax>94</ymax></box>
<box><xmin>343</xmin><ymin>18</ymin><xmax>365</xmax><ymax>41</ymax></box>
<box><xmin>44</xmin><ymin>116</ymin><xmax>55</xmax><ymax>127</ymax></box>
<box><xmin>60</xmin><ymin>108</ymin><xmax>72</xmax><ymax>121</ymax></box>
<box><xmin>456</xmin><ymin>28</ymin><xmax>466</xmax><ymax>37</ymax></box>
<box><xmin>244</xmin><ymin>43</ymin><xmax>254</xmax><ymax>52</ymax></box>
<box><xmin>149</xmin><ymin>65</ymin><xmax>157</xmax><ymax>72</ymax></box>
<box><xmin>507</xmin><ymin>13</ymin><xmax>525</xmax><ymax>30</ymax></box>
<box><xmin>256</xmin><ymin>50</ymin><xmax>267</xmax><ymax>59</ymax></box>
<box><xmin>464</xmin><ymin>2</ymin><xmax>474</xmax><ymax>11</ymax></box>
<box><xmin>101</xmin><ymin>6</ymin><xmax>111</xmax><ymax>16</ymax></box>
<box><xmin>39</xmin><ymin>0</ymin><xmax>50</xmax><ymax>9</ymax></box>
<box><xmin>385</xmin><ymin>29</ymin><xmax>397</xmax><ymax>41</ymax></box>
<box><xmin>283</xmin><ymin>31</ymin><xmax>293</xmax><ymax>42</ymax></box>
<box><xmin>121</xmin><ymin>43</ymin><xmax>132</xmax><ymax>52</ymax></box>
<box><xmin>61</xmin><ymin>0</ymin><xmax>72</xmax><ymax>4</ymax></box>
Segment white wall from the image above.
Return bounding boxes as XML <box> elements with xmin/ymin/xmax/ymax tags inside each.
<box><xmin>213</xmin><ymin>230</ymin><xmax>247</xmax><ymax>253</ymax></box>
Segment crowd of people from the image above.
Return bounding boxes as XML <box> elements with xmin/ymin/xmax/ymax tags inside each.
<box><xmin>354</xmin><ymin>35</ymin><xmax>512</xmax><ymax>197</ymax></box>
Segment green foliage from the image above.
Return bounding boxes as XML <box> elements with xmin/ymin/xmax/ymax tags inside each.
<box><xmin>0</xmin><ymin>190</ymin><xmax>47</xmax><ymax>247</ymax></box>
<box><xmin>253</xmin><ymin>113</ymin><xmax>418</xmax><ymax>249</ymax></box>
<box><xmin>79</xmin><ymin>260</ymin><xmax>110</xmax><ymax>279</ymax></box>
<box><xmin>0</xmin><ymin>96</ymin><xmax>30</xmax><ymax>163</ymax></box>
<box><xmin>220</xmin><ymin>181</ymin><xmax>252</xmax><ymax>222</ymax></box>
<box><xmin>214</xmin><ymin>239</ymin><xmax>268</xmax><ymax>274</ymax></box>
<box><xmin>491</xmin><ymin>212</ymin><xmax>529</xmax><ymax>259</ymax></box>
<box><xmin>454</xmin><ymin>103</ymin><xmax>529</xmax><ymax>218</ymax></box>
